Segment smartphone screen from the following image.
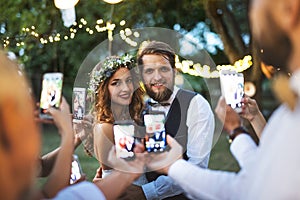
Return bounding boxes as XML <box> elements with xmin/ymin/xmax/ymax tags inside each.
<box><xmin>144</xmin><ymin>112</ymin><xmax>167</xmax><ymax>153</ymax></box>
<box><xmin>72</xmin><ymin>87</ymin><xmax>86</xmax><ymax>123</ymax></box>
<box><xmin>113</xmin><ymin>121</ymin><xmax>135</xmax><ymax>159</ymax></box>
<box><xmin>220</xmin><ymin>70</ymin><xmax>244</xmax><ymax>113</ymax></box>
<box><xmin>70</xmin><ymin>154</ymin><xmax>83</xmax><ymax>184</ymax></box>
<box><xmin>39</xmin><ymin>72</ymin><xmax>63</xmax><ymax>119</ymax></box>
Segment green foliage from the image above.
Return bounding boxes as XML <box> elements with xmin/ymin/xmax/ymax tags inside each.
<box><xmin>181</xmin><ymin>72</ymin><xmax>211</xmax><ymax>102</ymax></box>
<box><xmin>37</xmin><ymin>125</ymin><xmax>99</xmax><ymax>186</ymax></box>
<box><xmin>209</xmin><ymin>132</ymin><xmax>240</xmax><ymax>172</ymax></box>
<box><xmin>36</xmin><ymin>124</ymin><xmax>239</xmax><ymax>188</ymax></box>
<box><xmin>227</xmin><ymin>0</ymin><xmax>250</xmax><ymax>34</ymax></box>
<box><xmin>0</xmin><ymin>0</ymin><xmax>249</xmax><ymax>102</ymax></box>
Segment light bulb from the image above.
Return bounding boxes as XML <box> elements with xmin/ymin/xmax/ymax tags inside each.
<box><xmin>54</xmin><ymin>0</ymin><xmax>79</xmax><ymax>9</ymax></box>
<box><xmin>102</xmin><ymin>0</ymin><xmax>123</xmax><ymax>4</ymax></box>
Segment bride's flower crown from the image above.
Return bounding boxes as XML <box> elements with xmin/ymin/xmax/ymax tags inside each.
<box><xmin>88</xmin><ymin>54</ymin><xmax>136</xmax><ymax>95</ymax></box>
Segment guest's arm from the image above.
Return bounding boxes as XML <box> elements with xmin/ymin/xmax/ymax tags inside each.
<box><xmin>241</xmin><ymin>96</ymin><xmax>266</xmax><ymax>139</ymax></box>
<box><xmin>38</xmin><ymin>98</ymin><xmax>74</xmax><ymax>198</ymax></box>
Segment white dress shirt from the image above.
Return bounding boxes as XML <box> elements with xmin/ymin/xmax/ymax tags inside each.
<box><xmin>142</xmin><ymin>86</ymin><xmax>215</xmax><ymax>199</ymax></box>
<box><xmin>148</xmin><ymin>86</ymin><xmax>215</xmax><ymax>167</ymax></box>
<box><xmin>168</xmin><ymin>96</ymin><xmax>300</xmax><ymax>199</ymax></box>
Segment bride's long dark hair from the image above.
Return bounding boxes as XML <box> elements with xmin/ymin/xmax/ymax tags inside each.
<box><xmin>84</xmin><ymin>56</ymin><xmax>145</xmax><ymax>156</ymax></box>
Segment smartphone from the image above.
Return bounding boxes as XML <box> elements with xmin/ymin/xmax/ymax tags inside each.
<box><xmin>72</xmin><ymin>87</ymin><xmax>86</xmax><ymax>123</ymax></box>
<box><xmin>113</xmin><ymin>120</ymin><xmax>136</xmax><ymax>160</ymax></box>
<box><xmin>39</xmin><ymin>72</ymin><xmax>63</xmax><ymax>119</ymax></box>
<box><xmin>70</xmin><ymin>154</ymin><xmax>83</xmax><ymax>184</ymax></box>
<box><xmin>144</xmin><ymin>111</ymin><xmax>167</xmax><ymax>153</ymax></box>
<box><xmin>219</xmin><ymin>70</ymin><xmax>244</xmax><ymax>113</ymax></box>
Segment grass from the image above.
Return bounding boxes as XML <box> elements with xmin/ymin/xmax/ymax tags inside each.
<box><xmin>36</xmin><ymin>125</ymin><xmax>99</xmax><ymax>187</ymax></box>
<box><xmin>209</xmin><ymin>132</ymin><xmax>240</xmax><ymax>172</ymax></box>
<box><xmin>36</xmin><ymin>124</ymin><xmax>239</xmax><ymax>187</ymax></box>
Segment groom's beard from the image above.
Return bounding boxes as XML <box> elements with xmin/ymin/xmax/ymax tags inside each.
<box><xmin>145</xmin><ymin>83</ymin><xmax>173</xmax><ymax>102</ymax></box>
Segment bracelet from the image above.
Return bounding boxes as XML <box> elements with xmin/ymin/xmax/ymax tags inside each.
<box><xmin>228</xmin><ymin>126</ymin><xmax>249</xmax><ymax>143</ymax></box>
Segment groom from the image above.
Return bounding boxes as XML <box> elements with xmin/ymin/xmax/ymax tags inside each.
<box><xmin>121</xmin><ymin>41</ymin><xmax>215</xmax><ymax>199</ymax></box>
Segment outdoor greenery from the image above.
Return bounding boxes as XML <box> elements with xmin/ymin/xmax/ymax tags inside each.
<box><xmin>36</xmin><ymin>124</ymin><xmax>239</xmax><ymax>187</ymax></box>
<box><xmin>0</xmin><ymin>0</ymin><xmax>251</xmax><ymax>103</ymax></box>
<box><xmin>2</xmin><ymin>0</ymin><xmax>279</xmax><ymax>189</ymax></box>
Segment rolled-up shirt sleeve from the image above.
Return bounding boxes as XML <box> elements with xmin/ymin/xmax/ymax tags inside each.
<box><xmin>142</xmin><ymin>175</ymin><xmax>184</xmax><ymax>200</ymax></box>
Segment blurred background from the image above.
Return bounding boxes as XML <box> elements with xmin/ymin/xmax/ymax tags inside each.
<box><xmin>0</xmin><ymin>0</ymin><xmax>279</xmax><ymax>183</ymax></box>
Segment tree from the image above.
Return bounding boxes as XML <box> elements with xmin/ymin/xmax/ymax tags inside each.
<box><xmin>0</xmin><ymin>0</ymin><xmax>266</xmax><ymax>105</ymax></box>
<box><xmin>204</xmin><ymin>0</ymin><xmax>263</xmax><ymax>103</ymax></box>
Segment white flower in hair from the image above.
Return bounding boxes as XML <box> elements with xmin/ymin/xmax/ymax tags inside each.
<box><xmin>87</xmin><ymin>54</ymin><xmax>136</xmax><ymax>96</ymax></box>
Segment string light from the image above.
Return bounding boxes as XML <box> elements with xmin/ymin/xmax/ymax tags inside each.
<box><xmin>120</xmin><ymin>20</ymin><xmax>126</xmax><ymax>26</ymax></box>
<box><xmin>175</xmin><ymin>55</ymin><xmax>253</xmax><ymax>78</ymax></box>
<box><xmin>1</xmin><ymin>18</ymin><xmax>134</xmax><ymax>48</ymax></box>
<box><xmin>1</xmin><ymin>18</ymin><xmax>253</xmax><ymax>78</ymax></box>
<box><xmin>119</xmin><ymin>27</ymin><xmax>139</xmax><ymax>47</ymax></box>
